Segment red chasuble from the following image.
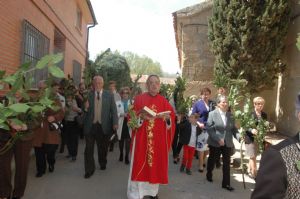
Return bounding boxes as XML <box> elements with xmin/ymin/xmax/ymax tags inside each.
<box><xmin>130</xmin><ymin>93</ymin><xmax>175</xmax><ymax>184</ymax></box>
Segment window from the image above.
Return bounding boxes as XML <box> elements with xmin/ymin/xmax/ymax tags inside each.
<box><xmin>54</xmin><ymin>28</ymin><xmax>65</xmax><ymax>71</ymax></box>
<box><xmin>76</xmin><ymin>7</ymin><xmax>82</xmax><ymax>30</ymax></box>
<box><xmin>22</xmin><ymin>20</ymin><xmax>49</xmax><ymax>88</ymax></box>
<box><xmin>73</xmin><ymin>60</ymin><xmax>82</xmax><ymax>86</ymax></box>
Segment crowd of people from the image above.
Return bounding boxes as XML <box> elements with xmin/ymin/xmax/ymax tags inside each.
<box><xmin>0</xmin><ymin>74</ymin><xmax>299</xmax><ymax>199</ymax></box>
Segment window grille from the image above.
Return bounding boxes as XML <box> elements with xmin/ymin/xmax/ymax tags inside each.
<box><xmin>54</xmin><ymin>28</ymin><xmax>65</xmax><ymax>71</ymax></box>
<box><xmin>73</xmin><ymin>60</ymin><xmax>82</xmax><ymax>86</ymax></box>
<box><xmin>22</xmin><ymin>20</ymin><xmax>50</xmax><ymax>88</ymax></box>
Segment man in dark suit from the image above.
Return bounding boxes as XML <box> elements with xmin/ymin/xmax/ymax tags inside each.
<box><xmin>83</xmin><ymin>75</ymin><xmax>118</xmax><ymax>178</ymax></box>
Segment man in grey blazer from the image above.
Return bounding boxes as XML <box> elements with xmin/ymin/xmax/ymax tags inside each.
<box><xmin>83</xmin><ymin>75</ymin><xmax>118</xmax><ymax>178</ymax></box>
<box><xmin>206</xmin><ymin>95</ymin><xmax>239</xmax><ymax>191</ymax></box>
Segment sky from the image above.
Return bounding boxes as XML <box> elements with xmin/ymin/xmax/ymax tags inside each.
<box><xmin>88</xmin><ymin>0</ymin><xmax>204</xmax><ymax>74</ymax></box>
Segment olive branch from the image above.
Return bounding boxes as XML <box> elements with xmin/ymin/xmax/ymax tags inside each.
<box><xmin>0</xmin><ymin>53</ymin><xmax>65</xmax><ymax>154</ymax></box>
<box><xmin>227</xmin><ymin>72</ymin><xmax>269</xmax><ymax>189</ymax></box>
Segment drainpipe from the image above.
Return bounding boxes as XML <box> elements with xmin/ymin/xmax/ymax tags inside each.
<box><xmin>86</xmin><ymin>23</ymin><xmax>96</xmax><ymax>66</ymax></box>
<box><xmin>86</xmin><ymin>0</ymin><xmax>98</xmax><ymax>66</ymax></box>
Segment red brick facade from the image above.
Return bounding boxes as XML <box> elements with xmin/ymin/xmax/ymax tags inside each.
<box><xmin>0</xmin><ymin>0</ymin><xmax>96</xmax><ymax>90</ymax></box>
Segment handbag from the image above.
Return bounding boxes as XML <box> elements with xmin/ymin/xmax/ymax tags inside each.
<box><xmin>49</xmin><ymin>122</ymin><xmax>63</xmax><ymax>131</ymax></box>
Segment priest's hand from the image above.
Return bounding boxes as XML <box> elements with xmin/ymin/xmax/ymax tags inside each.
<box><xmin>156</xmin><ymin>113</ymin><xmax>170</xmax><ymax>121</ymax></box>
<box><xmin>139</xmin><ymin>112</ymin><xmax>153</xmax><ymax>120</ymax></box>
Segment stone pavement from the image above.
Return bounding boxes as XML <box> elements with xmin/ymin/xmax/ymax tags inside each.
<box><xmin>23</xmin><ymin>139</ymin><xmax>255</xmax><ymax>199</ymax></box>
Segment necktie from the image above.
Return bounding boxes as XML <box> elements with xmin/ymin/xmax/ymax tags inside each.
<box><xmin>97</xmin><ymin>92</ymin><xmax>100</xmax><ymax>100</ymax></box>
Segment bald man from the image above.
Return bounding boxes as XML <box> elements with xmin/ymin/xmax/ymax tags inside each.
<box><xmin>83</xmin><ymin>76</ymin><xmax>118</xmax><ymax>178</ymax></box>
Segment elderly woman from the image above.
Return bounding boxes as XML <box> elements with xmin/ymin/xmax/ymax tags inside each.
<box><xmin>245</xmin><ymin>97</ymin><xmax>267</xmax><ymax>179</ymax></box>
<box><xmin>206</xmin><ymin>95</ymin><xmax>239</xmax><ymax>191</ymax></box>
<box><xmin>116</xmin><ymin>87</ymin><xmax>131</xmax><ymax>165</ymax></box>
<box><xmin>251</xmin><ymin>94</ymin><xmax>300</xmax><ymax>199</ymax></box>
<box><xmin>33</xmin><ymin>81</ymin><xmax>64</xmax><ymax>177</ymax></box>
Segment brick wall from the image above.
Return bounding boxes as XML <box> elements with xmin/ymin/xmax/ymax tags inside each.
<box><xmin>0</xmin><ymin>0</ymin><xmax>91</xmax><ymax>87</ymax></box>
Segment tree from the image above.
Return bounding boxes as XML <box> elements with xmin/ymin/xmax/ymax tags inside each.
<box><xmin>122</xmin><ymin>51</ymin><xmax>163</xmax><ymax>76</ymax></box>
<box><xmin>159</xmin><ymin>83</ymin><xmax>174</xmax><ymax>101</ymax></box>
<box><xmin>209</xmin><ymin>0</ymin><xmax>291</xmax><ymax>93</ymax></box>
<box><xmin>84</xmin><ymin>49</ymin><xmax>132</xmax><ymax>89</ymax></box>
<box><xmin>173</xmin><ymin>76</ymin><xmax>192</xmax><ymax>114</ymax></box>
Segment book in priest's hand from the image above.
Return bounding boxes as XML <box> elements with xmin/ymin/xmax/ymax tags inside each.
<box><xmin>142</xmin><ymin>106</ymin><xmax>171</xmax><ymax>117</ymax></box>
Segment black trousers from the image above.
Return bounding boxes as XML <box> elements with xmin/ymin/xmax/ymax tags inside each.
<box><xmin>84</xmin><ymin>123</ymin><xmax>109</xmax><ymax>174</ymax></box>
<box><xmin>34</xmin><ymin>144</ymin><xmax>58</xmax><ymax>174</ymax></box>
<box><xmin>207</xmin><ymin>145</ymin><xmax>231</xmax><ymax>187</ymax></box>
<box><xmin>172</xmin><ymin>124</ymin><xmax>180</xmax><ymax>158</ymax></box>
<box><xmin>119</xmin><ymin>118</ymin><xmax>130</xmax><ymax>157</ymax></box>
<box><xmin>59</xmin><ymin>120</ymin><xmax>67</xmax><ymax>152</ymax></box>
<box><xmin>65</xmin><ymin>121</ymin><xmax>79</xmax><ymax>157</ymax></box>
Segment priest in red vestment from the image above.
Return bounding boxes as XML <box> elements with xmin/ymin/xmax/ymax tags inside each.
<box><xmin>127</xmin><ymin>75</ymin><xmax>175</xmax><ymax>199</ymax></box>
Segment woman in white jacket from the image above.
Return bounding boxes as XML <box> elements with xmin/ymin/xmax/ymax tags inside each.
<box><xmin>116</xmin><ymin>87</ymin><xmax>132</xmax><ymax>164</ymax></box>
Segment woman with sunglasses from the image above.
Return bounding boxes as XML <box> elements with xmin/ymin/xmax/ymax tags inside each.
<box><xmin>117</xmin><ymin>87</ymin><xmax>132</xmax><ymax>165</ymax></box>
<box><xmin>245</xmin><ymin>97</ymin><xmax>267</xmax><ymax>179</ymax></box>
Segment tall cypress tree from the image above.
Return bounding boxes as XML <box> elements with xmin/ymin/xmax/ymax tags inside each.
<box><xmin>208</xmin><ymin>0</ymin><xmax>291</xmax><ymax>93</ymax></box>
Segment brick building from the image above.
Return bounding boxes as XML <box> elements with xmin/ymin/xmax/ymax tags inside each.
<box><xmin>0</xmin><ymin>0</ymin><xmax>97</xmax><ymax>89</ymax></box>
<box><xmin>173</xmin><ymin>0</ymin><xmax>300</xmax><ymax>136</ymax></box>
<box><xmin>172</xmin><ymin>1</ymin><xmax>215</xmax><ymax>97</ymax></box>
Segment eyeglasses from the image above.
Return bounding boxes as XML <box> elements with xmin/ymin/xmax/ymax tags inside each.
<box><xmin>254</xmin><ymin>102</ymin><xmax>263</xmax><ymax>105</ymax></box>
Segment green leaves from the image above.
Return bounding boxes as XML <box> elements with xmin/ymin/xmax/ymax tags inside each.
<box><xmin>39</xmin><ymin>98</ymin><xmax>53</xmax><ymax>107</ymax></box>
<box><xmin>0</xmin><ymin>123</ymin><xmax>9</xmax><ymax>131</ymax></box>
<box><xmin>31</xmin><ymin>105</ymin><xmax>46</xmax><ymax>113</ymax></box>
<box><xmin>173</xmin><ymin>76</ymin><xmax>190</xmax><ymax>114</ymax></box>
<box><xmin>20</xmin><ymin>62</ymin><xmax>31</xmax><ymax>70</ymax></box>
<box><xmin>36</xmin><ymin>53</ymin><xmax>65</xmax><ymax>78</ymax></box>
<box><xmin>36</xmin><ymin>55</ymin><xmax>52</xmax><ymax>69</ymax></box>
<box><xmin>3</xmin><ymin>108</ymin><xmax>15</xmax><ymax>117</ymax></box>
<box><xmin>2</xmin><ymin>75</ymin><xmax>16</xmax><ymax>85</ymax></box>
<box><xmin>36</xmin><ymin>53</ymin><xmax>63</xmax><ymax>69</ymax></box>
<box><xmin>0</xmin><ymin>53</ymin><xmax>65</xmax><ymax>140</ymax></box>
<box><xmin>227</xmin><ymin>74</ymin><xmax>269</xmax><ymax>155</ymax></box>
<box><xmin>49</xmin><ymin>66</ymin><xmax>64</xmax><ymax>78</ymax></box>
<box><xmin>10</xmin><ymin>118</ymin><xmax>24</xmax><ymax>125</ymax></box>
<box><xmin>0</xmin><ymin>70</ymin><xmax>5</xmax><ymax>79</ymax></box>
<box><xmin>51</xmin><ymin>53</ymin><xmax>64</xmax><ymax>64</ymax></box>
<box><xmin>87</xmin><ymin>49</ymin><xmax>132</xmax><ymax>89</ymax></box>
<box><xmin>9</xmin><ymin>103</ymin><xmax>30</xmax><ymax>113</ymax></box>
<box><xmin>297</xmin><ymin>34</ymin><xmax>300</xmax><ymax>51</ymax></box>
<box><xmin>127</xmin><ymin>106</ymin><xmax>139</xmax><ymax>130</ymax></box>
<box><xmin>160</xmin><ymin>84</ymin><xmax>174</xmax><ymax>101</ymax></box>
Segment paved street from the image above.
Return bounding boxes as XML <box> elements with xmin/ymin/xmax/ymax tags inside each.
<box><xmin>23</xmin><ymin>139</ymin><xmax>255</xmax><ymax>199</ymax></box>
